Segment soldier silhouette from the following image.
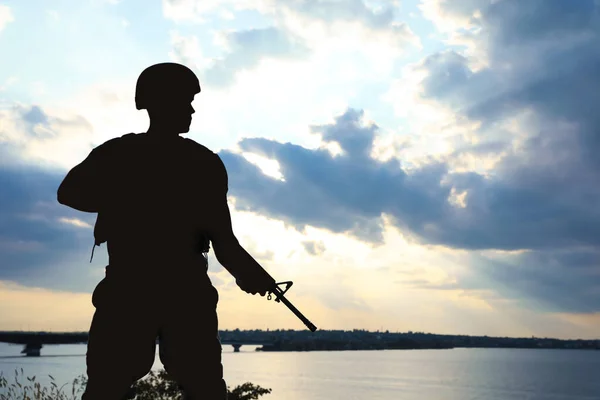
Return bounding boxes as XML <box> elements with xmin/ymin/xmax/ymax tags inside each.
<box><xmin>57</xmin><ymin>62</ymin><xmax>276</xmax><ymax>400</ymax></box>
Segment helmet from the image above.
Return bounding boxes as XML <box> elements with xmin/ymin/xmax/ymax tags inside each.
<box><xmin>134</xmin><ymin>62</ymin><xmax>201</xmax><ymax>110</ymax></box>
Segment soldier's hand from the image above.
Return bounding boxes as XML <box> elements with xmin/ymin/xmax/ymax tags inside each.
<box><xmin>235</xmin><ymin>271</ymin><xmax>276</xmax><ymax>296</ymax></box>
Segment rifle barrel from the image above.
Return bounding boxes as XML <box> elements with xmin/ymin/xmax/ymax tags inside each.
<box><xmin>272</xmin><ymin>287</ymin><xmax>317</xmax><ymax>332</ymax></box>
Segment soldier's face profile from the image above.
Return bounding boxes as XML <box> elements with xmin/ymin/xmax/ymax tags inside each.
<box><xmin>149</xmin><ymin>93</ymin><xmax>196</xmax><ymax>134</ymax></box>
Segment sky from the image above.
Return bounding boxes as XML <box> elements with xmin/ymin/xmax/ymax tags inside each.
<box><xmin>0</xmin><ymin>0</ymin><xmax>599</xmax><ymax>340</ymax></box>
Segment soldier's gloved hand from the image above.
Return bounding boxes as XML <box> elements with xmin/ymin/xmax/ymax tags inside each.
<box><xmin>235</xmin><ymin>270</ymin><xmax>276</xmax><ymax>296</ymax></box>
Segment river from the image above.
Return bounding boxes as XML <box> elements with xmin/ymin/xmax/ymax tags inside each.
<box><xmin>0</xmin><ymin>343</ymin><xmax>598</xmax><ymax>399</ymax></box>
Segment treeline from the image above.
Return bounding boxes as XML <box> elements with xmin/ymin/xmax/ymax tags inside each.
<box><xmin>218</xmin><ymin>329</ymin><xmax>600</xmax><ymax>351</ymax></box>
<box><xmin>2</xmin><ymin>329</ymin><xmax>599</xmax><ymax>351</ymax></box>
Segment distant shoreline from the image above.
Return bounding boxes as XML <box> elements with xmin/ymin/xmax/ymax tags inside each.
<box><xmin>256</xmin><ymin>346</ymin><xmax>599</xmax><ymax>352</ymax></box>
<box><xmin>1</xmin><ymin>329</ymin><xmax>598</xmax><ymax>342</ymax></box>
<box><xmin>1</xmin><ymin>330</ymin><xmax>598</xmax><ymax>352</ymax></box>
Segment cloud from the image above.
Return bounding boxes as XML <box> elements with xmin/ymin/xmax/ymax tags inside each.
<box><xmin>302</xmin><ymin>240</ymin><xmax>326</xmax><ymax>256</ymax></box>
<box><xmin>207</xmin><ymin>27</ymin><xmax>309</xmax><ymax>87</ymax></box>
<box><xmin>0</xmin><ymin>103</ymin><xmax>103</xmax><ymax>291</ymax></box>
<box><xmin>0</xmin><ymin>164</ymin><xmax>99</xmax><ymax>290</ymax></box>
<box><xmin>221</xmin><ymin>103</ymin><xmax>596</xmax><ymax>253</ymax></box>
<box><xmin>0</xmin><ymin>103</ymin><xmax>95</xmax><ymax>170</ymax></box>
<box><xmin>162</xmin><ymin>0</ymin><xmax>249</xmax><ymax>22</ymax></box>
<box><xmin>478</xmin><ymin>249</ymin><xmax>600</xmax><ymax>314</ymax></box>
<box><xmin>214</xmin><ymin>90</ymin><xmax>600</xmax><ymax>312</ymax></box>
<box><xmin>164</xmin><ymin>0</ymin><xmax>419</xmax><ymax>56</ymax></box>
<box><xmin>173</xmin><ymin>27</ymin><xmax>310</xmax><ymax>88</ymax></box>
<box><xmin>163</xmin><ymin>1</ymin><xmax>419</xmax><ymax>152</ymax></box>
<box><xmin>406</xmin><ymin>3</ymin><xmax>600</xmax><ymax>249</ymax></box>
<box><xmin>380</xmin><ymin>0</ymin><xmax>600</xmax><ymax>313</ymax></box>
<box><xmin>0</xmin><ymin>5</ymin><xmax>14</xmax><ymax>33</ymax></box>
<box><xmin>413</xmin><ymin>248</ymin><xmax>600</xmax><ymax>314</ymax></box>
<box><xmin>218</xmin><ymin>108</ymin><xmax>452</xmax><ymax>245</ymax></box>
<box><xmin>419</xmin><ymin>0</ymin><xmax>486</xmax><ymax>32</ymax></box>
<box><xmin>169</xmin><ymin>32</ymin><xmax>206</xmax><ymax>72</ymax></box>
<box><xmin>273</xmin><ymin>0</ymin><xmax>415</xmax><ymax>39</ymax></box>
<box><xmin>58</xmin><ymin>217</ymin><xmax>93</xmax><ymax>229</ymax></box>
<box><xmin>167</xmin><ymin>1</ymin><xmax>416</xmax><ymax>91</ymax></box>
<box><xmin>162</xmin><ymin>0</ymin><xmax>409</xmax><ymax>29</ymax></box>
<box><xmin>270</xmin><ymin>0</ymin><xmax>420</xmax><ymax>63</ymax></box>
<box><xmin>283</xmin><ymin>0</ymin><xmax>396</xmax><ymax>26</ymax></box>
<box><xmin>371</xmin><ymin>2</ymin><xmax>600</xmax><ymax>251</ymax></box>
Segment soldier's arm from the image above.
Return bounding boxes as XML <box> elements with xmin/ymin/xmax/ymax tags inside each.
<box><xmin>207</xmin><ymin>154</ymin><xmax>273</xmax><ymax>285</ymax></box>
<box><xmin>57</xmin><ymin>141</ymin><xmax>115</xmax><ymax>213</ymax></box>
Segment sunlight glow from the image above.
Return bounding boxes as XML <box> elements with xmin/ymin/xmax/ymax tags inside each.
<box><xmin>241</xmin><ymin>152</ymin><xmax>285</xmax><ymax>181</ymax></box>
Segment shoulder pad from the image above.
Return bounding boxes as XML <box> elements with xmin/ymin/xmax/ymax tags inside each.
<box><xmin>96</xmin><ymin>133</ymin><xmax>136</xmax><ymax>147</ymax></box>
<box><xmin>183</xmin><ymin>138</ymin><xmax>217</xmax><ymax>156</ymax></box>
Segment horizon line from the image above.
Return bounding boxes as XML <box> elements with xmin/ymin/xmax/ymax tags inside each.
<box><xmin>0</xmin><ymin>329</ymin><xmax>598</xmax><ymax>342</ymax></box>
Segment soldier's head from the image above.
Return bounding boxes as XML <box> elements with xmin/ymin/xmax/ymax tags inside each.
<box><xmin>135</xmin><ymin>62</ymin><xmax>201</xmax><ymax>134</ymax></box>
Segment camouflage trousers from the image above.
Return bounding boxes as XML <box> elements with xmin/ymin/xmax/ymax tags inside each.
<box><xmin>82</xmin><ymin>272</ymin><xmax>227</xmax><ymax>400</ymax></box>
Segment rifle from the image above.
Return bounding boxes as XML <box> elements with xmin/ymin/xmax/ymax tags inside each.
<box><xmin>267</xmin><ymin>281</ymin><xmax>318</xmax><ymax>332</ymax></box>
<box><xmin>199</xmin><ymin>235</ymin><xmax>317</xmax><ymax>332</ymax></box>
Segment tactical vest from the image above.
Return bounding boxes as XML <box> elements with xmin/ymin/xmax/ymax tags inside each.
<box><xmin>88</xmin><ymin>133</ymin><xmax>211</xmax><ymax>264</ymax></box>
<box><xmin>89</xmin><ymin>213</ymin><xmax>211</xmax><ymax>262</ymax></box>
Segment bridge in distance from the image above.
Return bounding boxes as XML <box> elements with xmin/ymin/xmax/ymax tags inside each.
<box><xmin>0</xmin><ymin>332</ymin><xmax>271</xmax><ymax>356</ymax></box>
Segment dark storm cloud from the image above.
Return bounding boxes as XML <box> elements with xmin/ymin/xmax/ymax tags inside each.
<box><xmin>420</xmin><ymin>249</ymin><xmax>600</xmax><ymax>314</ymax></box>
<box><xmin>0</xmin><ymin>165</ymin><xmax>97</xmax><ymax>289</ymax></box>
<box><xmin>218</xmin><ymin>104</ymin><xmax>600</xmax><ymax>252</ymax></box>
<box><xmin>407</xmin><ymin>1</ymin><xmax>600</xmax><ymax>251</ymax></box>
<box><xmin>482</xmin><ymin>0</ymin><xmax>598</xmax><ymax>47</ymax></box>
<box><xmin>218</xmin><ymin>108</ymin><xmax>453</xmax><ymax>244</ymax></box>
<box><xmin>412</xmin><ymin>0</ymin><xmax>600</xmax><ymax>312</ymax></box>
<box><xmin>484</xmin><ymin>249</ymin><xmax>600</xmax><ymax>313</ymax></box>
